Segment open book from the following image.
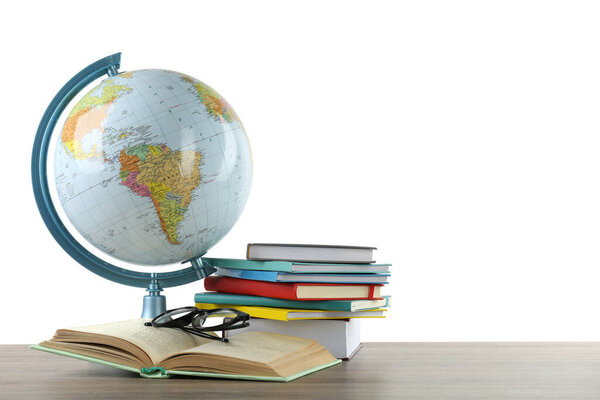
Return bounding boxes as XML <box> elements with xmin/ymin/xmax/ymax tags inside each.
<box><xmin>31</xmin><ymin>319</ymin><xmax>340</xmax><ymax>382</ymax></box>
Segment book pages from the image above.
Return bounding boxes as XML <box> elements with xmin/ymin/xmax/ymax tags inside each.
<box><xmin>64</xmin><ymin>319</ymin><xmax>210</xmax><ymax>364</ymax></box>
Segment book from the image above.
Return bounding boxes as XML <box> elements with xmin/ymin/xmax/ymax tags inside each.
<box><xmin>225</xmin><ymin>318</ymin><xmax>362</xmax><ymax>360</ymax></box>
<box><xmin>195</xmin><ymin>303</ymin><xmax>386</xmax><ymax>321</ymax></box>
<box><xmin>215</xmin><ymin>267</ymin><xmax>390</xmax><ymax>284</ymax></box>
<box><xmin>194</xmin><ymin>292</ymin><xmax>392</xmax><ymax>311</ymax></box>
<box><xmin>204</xmin><ymin>276</ymin><xmax>384</xmax><ymax>300</ymax></box>
<box><xmin>247</xmin><ymin>243</ymin><xmax>376</xmax><ymax>263</ymax></box>
<box><xmin>205</xmin><ymin>258</ymin><xmax>391</xmax><ymax>274</ymax></box>
<box><xmin>32</xmin><ymin>319</ymin><xmax>340</xmax><ymax>381</ymax></box>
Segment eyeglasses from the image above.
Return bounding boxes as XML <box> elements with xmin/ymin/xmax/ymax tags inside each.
<box><xmin>144</xmin><ymin>306</ymin><xmax>250</xmax><ymax>342</ymax></box>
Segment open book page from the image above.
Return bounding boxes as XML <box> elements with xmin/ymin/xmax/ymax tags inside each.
<box><xmin>181</xmin><ymin>331</ymin><xmax>316</xmax><ymax>363</ymax></box>
<box><xmin>38</xmin><ymin>340</ymin><xmax>146</xmax><ymax>369</ymax></box>
<box><xmin>58</xmin><ymin>319</ymin><xmax>211</xmax><ymax>366</ymax></box>
<box><xmin>160</xmin><ymin>331</ymin><xmax>337</xmax><ymax>376</ymax></box>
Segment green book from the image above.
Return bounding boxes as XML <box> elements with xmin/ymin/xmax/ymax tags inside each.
<box><xmin>204</xmin><ymin>258</ymin><xmax>391</xmax><ymax>273</ymax></box>
<box><xmin>32</xmin><ymin>319</ymin><xmax>340</xmax><ymax>382</ymax></box>
<box><xmin>195</xmin><ymin>292</ymin><xmax>392</xmax><ymax>312</ymax></box>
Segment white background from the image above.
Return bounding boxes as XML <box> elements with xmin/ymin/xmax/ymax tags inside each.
<box><xmin>2</xmin><ymin>0</ymin><xmax>600</xmax><ymax>344</ymax></box>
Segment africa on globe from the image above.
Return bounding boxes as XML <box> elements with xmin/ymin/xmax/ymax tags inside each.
<box><xmin>54</xmin><ymin>69</ymin><xmax>252</xmax><ymax>266</ymax></box>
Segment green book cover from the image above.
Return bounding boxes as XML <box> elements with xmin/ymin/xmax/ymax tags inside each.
<box><xmin>32</xmin><ymin>319</ymin><xmax>340</xmax><ymax>382</ymax></box>
<box><xmin>31</xmin><ymin>345</ymin><xmax>340</xmax><ymax>382</ymax></box>
<box><xmin>194</xmin><ymin>292</ymin><xmax>391</xmax><ymax>312</ymax></box>
<box><xmin>203</xmin><ymin>258</ymin><xmax>391</xmax><ymax>273</ymax></box>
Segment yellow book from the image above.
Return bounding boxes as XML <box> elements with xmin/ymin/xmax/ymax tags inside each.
<box><xmin>195</xmin><ymin>303</ymin><xmax>386</xmax><ymax>321</ymax></box>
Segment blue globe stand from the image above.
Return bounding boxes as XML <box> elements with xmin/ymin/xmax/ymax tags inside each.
<box><xmin>31</xmin><ymin>53</ymin><xmax>216</xmax><ymax>318</ymax></box>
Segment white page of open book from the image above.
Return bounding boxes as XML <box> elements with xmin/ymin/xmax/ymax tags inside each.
<box><xmin>181</xmin><ymin>331</ymin><xmax>315</xmax><ymax>364</ymax></box>
<box><xmin>67</xmin><ymin>319</ymin><xmax>211</xmax><ymax>365</ymax></box>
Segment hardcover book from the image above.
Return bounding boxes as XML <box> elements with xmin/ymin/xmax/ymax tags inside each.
<box><xmin>32</xmin><ymin>319</ymin><xmax>340</xmax><ymax>381</ymax></box>
<box><xmin>215</xmin><ymin>267</ymin><xmax>390</xmax><ymax>284</ymax></box>
<box><xmin>204</xmin><ymin>276</ymin><xmax>384</xmax><ymax>300</ymax></box>
<box><xmin>195</xmin><ymin>303</ymin><xmax>386</xmax><ymax>321</ymax></box>
<box><xmin>204</xmin><ymin>258</ymin><xmax>391</xmax><ymax>274</ymax></box>
<box><xmin>225</xmin><ymin>318</ymin><xmax>362</xmax><ymax>360</ymax></box>
<box><xmin>195</xmin><ymin>292</ymin><xmax>391</xmax><ymax>311</ymax></box>
<box><xmin>246</xmin><ymin>243</ymin><xmax>376</xmax><ymax>263</ymax></box>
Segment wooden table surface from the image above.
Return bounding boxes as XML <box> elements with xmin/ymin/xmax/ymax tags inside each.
<box><xmin>2</xmin><ymin>342</ymin><xmax>600</xmax><ymax>399</ymax></box>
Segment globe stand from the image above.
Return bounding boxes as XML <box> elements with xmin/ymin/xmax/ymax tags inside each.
<box><xmin>141</xmin><ymin>274</ymin><xmax>166</xmax><ymax>319</ymax></box>
<box><xmin>32</xmin><ymin>53</ymin><xmax>216</xmax><ymax>319</ymax></box>
<box><xmin>189</xmin><ymin>256</ymin><xmax>218</xmax><ymax>279</ymax></box>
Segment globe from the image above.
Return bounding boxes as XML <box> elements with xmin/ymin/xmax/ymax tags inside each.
<box><xmin>53</xmin><ymin>68</ymin><xmax>252</xmax><ymax>266</ymax></box>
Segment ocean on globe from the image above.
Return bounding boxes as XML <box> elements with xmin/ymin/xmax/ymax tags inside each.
<box><xmin>54</xmin><ymin>69</ymin><xmax>252</xmax><ymax>266</ymax></box>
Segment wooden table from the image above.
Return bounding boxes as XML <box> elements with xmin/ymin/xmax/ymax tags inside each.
<box><xmin>1</xmin><ymin>343</ymin><xmax>600</xmax><ymax>399</ymax></box>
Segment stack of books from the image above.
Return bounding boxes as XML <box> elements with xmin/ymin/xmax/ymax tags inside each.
<box><xmin>195</xmin><ymin>243</ymin><xmax>392</xmax><ymax>360</ymax></box>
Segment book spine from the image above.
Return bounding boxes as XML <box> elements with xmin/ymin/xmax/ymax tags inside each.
<box><xmin>140</xmin><ymin>367</ymin><xmax>170</xmax><ymax>378</ymax></box>
<box><xmin>204</xmin><ymin>276</ymin><xmax>301</xmax><ymax>300</ymax></box>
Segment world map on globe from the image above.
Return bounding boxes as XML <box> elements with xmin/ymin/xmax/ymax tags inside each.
<box><xmin>54</xmin><ymin>69</ymin><xmax>252</xmax><ymax>266</ymax></box>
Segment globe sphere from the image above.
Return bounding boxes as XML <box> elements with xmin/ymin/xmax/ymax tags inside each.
<box><xmin>54</xmin><ymin>69</ymin><xmax>252</xmax><ymax>266</ymax></box>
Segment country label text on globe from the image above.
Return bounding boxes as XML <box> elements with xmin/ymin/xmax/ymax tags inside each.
<box><xmin>54</xmin><ymin>70</ymin><xmax>252</xmax><ymax>265</ymax></box>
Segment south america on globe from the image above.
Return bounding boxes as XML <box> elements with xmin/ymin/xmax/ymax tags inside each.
<box><xmin>54</xmin><ymin>69</ymin><xmax>252</xmax><ymax>266</ymax></box>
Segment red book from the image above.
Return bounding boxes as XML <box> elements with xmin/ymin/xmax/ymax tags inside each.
<box><xmin>204</xmin><ymin>276</ymin><xmax>383</xmax><ymax>300</ymax></box>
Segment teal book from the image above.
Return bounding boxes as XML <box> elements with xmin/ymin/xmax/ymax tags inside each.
<box><xmin>32</xmin><ymin>319</ymin><xmax>340</xmax><ymax>382</ymax></box>
<box><xmin>215</xmin><ymin>267</ymin><xmax>390</xmax><ymax>284</ymax></box>
<box><xmin>204</xmin><ymin>258</ymin><xmax>391</xmax><ymax>273</ymax></box>
<box><xmin>194</xmin><ymin>292</ymin><xmax>392</xmax><ymax>312</ymax></box>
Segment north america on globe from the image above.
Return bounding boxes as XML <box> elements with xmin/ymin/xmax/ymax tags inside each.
<box><xmin>54</xmin><ymin>69</ymin><xmax>252</xmax><ymax>266</ymax></box>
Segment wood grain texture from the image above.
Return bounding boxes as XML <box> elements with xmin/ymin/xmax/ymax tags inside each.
<box><xmin>1</xmin><ymin>343</ymin><xmax>600</xmax><ymax>399</ymax></box>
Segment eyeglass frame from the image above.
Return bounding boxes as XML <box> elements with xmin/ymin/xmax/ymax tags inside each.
<box><xmin>144</xmin><ymin>306</ymin><xmax>250</xmax><ymax>342</ymax></box>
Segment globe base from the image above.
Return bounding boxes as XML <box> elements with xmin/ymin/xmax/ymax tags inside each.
<box><xmin>141</xmin><ymin>293</ymin><xmax>167</xmax><ymax>319</ymax></box>
<box><xmin>140</xmin><ymin>274</ymin><xmax>166</xmax><ymax>318</ymax></box>
<box><xmin>139</xmin><ymin>257</ymin><xmax>216</xmax><ymax>318</ymax></box>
